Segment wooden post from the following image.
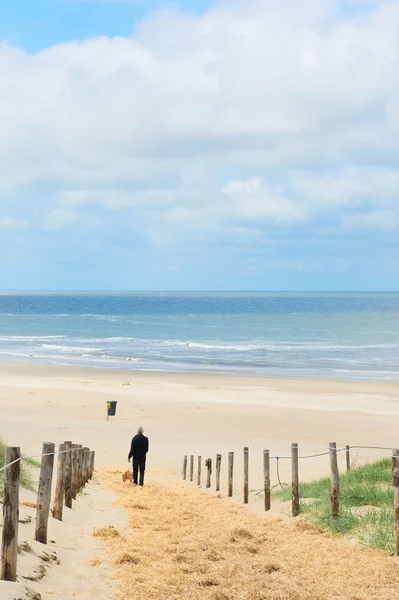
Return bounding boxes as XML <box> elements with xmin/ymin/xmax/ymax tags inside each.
<box><xmin>35</xmin><ymin>442</ymin><xmax>55</xmax><ymax>544</ymax></box>
<box><xmin>392</xmin><ymin>450</ymin><xmax>399</xmax><ymax>556</ymax></box>
<box><xmin>83</xmin><ymin>448</ymin><xmax>90</xmax><ymax>485</ymax></box>
<box><xmin>71</xmin><ymin>444</ymin><xmax>79</xmax><ymax>500</ymax></box>
<box><xmin>53</xmin><ymin>443</ymin><xmax>66</xmax><ymax>521</ymax></box>
<box><xmin>216</xmin><ymin>454</ymin><xmax>222</xmax><ymax>492</ymax></box>
<box><xmin>263</xmin><ymin>449</ymin><xmax>271</xmax><ymax>512</ymax></box>
<box><xmin>1</xmin><ymin>447</ymin><xmax>20</xmax><ymax>582</ymax></box>
<box><xmin>243</xmin><ymin>447</ymin><xmax>249</xmax><ymax>504</ymax></box>
<box><xmin>346</xmin><ymin>445</ymin><xmax>351</xmax><ymax>472</ymax></box>
<box><xmin>190</xmin><ymin>455</ymin><xmax>194</xmax><ymax>482</ymax></box>
<box><xmin>206</xmin><ymin>458</ymin><xmax>212</xmax><ymax>488</ymax></box>
<box><xmin>330</xmin><ymin>442</ymin><xmax>340</xmax><ymax>520</ymax></box>
<box><xmin>64</xmin><ymin>441</ymin><xmax>72</xmax><ymax>509</ymax></box>
<box><xmin>77</xmin><ymin>446</ymin><xmax>83</xmax><ymax>492</ymax></box>
<box><xmin>292</xmin><ymin>443</ymin><xmax>299</xmax><ymax>517</ymax></box>
<box><xmin>183</xmin><ymin>455</ymin><xmax>188</xmax><ymax>480</ymax></box>
<box><xmin>90</xmin><ymin>451</ymin><xmax>95</xmax><ymax>479</ymax></box>
<box><xmin>197</xmin><ymin>456</ymin><xmax>201</xmax><ymax>486</ymax></box>
<box><xmin>228</xmin><ymin>452</ymin><xmax>234</xmax><ymax>497</ymax></box>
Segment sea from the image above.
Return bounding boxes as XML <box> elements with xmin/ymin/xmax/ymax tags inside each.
<box><xmin>0</xmin><ymin>292</ymin><xmax>398</xmax><ymax>381</ymax></box>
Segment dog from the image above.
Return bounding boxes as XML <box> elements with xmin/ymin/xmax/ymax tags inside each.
<box><xmin>122</xmin><ymin>469</ymin><xmax>133</xmax><ymax>483</ymax></box>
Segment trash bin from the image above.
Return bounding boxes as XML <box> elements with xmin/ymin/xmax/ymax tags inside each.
<box><xmin>107</xmin><ymin>401</ymin><xmax>118</xmax><ymax>417</ymax></box>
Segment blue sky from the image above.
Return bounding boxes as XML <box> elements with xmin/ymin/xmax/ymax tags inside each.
<box><xmin>0</xmin><ymin>0</ymin><xmax>398</xmax><ymax>291</ymax></box>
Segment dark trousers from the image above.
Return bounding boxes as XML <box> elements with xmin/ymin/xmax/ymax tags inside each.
<box><xmin>133</xmin><ymin>457</ymin><xmax>146</xmax><ymax>486</ymax></box>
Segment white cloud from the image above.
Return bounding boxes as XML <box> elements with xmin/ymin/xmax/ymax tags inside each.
<box><xmin>0</xmin><ymin>216</ymin><xmax>26</xmax><ymax>230</ymax></box>
<box><xmin>0</xmin><ymin>0</ymin><xmax>399</xmax><ymax>244</ymax></box>
<box><xmin>341</xmin><ymin>210</ymin><xmax>397</xmax><ymax>230</ymax></box>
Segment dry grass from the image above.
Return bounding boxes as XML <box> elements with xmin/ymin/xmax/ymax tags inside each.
<box><xmin>92</xmin><ymin>526</ymin><xmax>120</xmax><ymax>539</ymax></box>
<box><xmin>98</xmin><ymin>470</ymin><xmax>399</xmax><ymax>600</ymax></box>
<box><xmin>20</xmin><ymin>501</ymin><xmax>37</xmax><ymax>508</ymax></box>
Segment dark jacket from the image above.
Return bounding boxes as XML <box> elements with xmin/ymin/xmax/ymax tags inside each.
<box><xmin>128</xmin><ymin>434</ymin><xmax>149</xmax><ymax>460</ymax></box>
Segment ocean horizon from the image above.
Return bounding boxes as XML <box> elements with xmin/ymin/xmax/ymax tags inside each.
<box><xmin>0</xmin><ymin>291</ymin><xmax>398</xmax><ymax>381</ymax></box>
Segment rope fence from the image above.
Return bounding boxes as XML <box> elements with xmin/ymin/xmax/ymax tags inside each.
<box><xmin>181</xmin><ymin>443</ymin><xmax>399</xmax><ymax>555</ymax></box>
<box><xmin>1</xmin><ymin>441</ymin><xmax>96</xmax><ymax>582</ymax></box>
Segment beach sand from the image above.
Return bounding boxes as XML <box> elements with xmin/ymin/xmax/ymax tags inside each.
<box><xmin>1</xmin><ymin>363</ymin><xmax>399</xmax><ymax>598</ymax></box>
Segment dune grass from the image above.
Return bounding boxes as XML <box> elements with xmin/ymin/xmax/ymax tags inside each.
<box><xmin>0</xmin><ymin>436</ymin><xmax>39</xmax><ymax>494</ymax></box>
<box><xmin>97</xmin><ymin>469</ymin><xmax>399</xmax><ymax>600</ymax></box>
<box><xmin>274</xmin><ymin>458</ymin><xmax>396</xmax><ymax>552</ymax></box>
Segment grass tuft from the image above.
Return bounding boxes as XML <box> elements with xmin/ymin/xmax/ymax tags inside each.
<box><xmin>274</xmin><ymin>458</ymin><xmax>396</xmax><ymax>552</ymax></box>
<box><xmin>0</xmin><ymin>436</ymin><xmax>39</xmax><ymax>494</ymax></box>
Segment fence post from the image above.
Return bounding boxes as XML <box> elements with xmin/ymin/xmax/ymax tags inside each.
<box><xmin>1</xmin><ymin>447</ymin><xmax>20</xmax><ymax>582</ymax></box>
<box><xmin>190</xmin><ymin>455</ymin><xmax>194</xmax><ymax>482</ymax></box>
<box><xmin>244</xmin><ymin>447</ymin><xmax>249</xmax><ymax>504</ymax></box>
<box><xmin>83</xmin><ymin>448</ymin><xmax>90</xmax><ymax>485</ymax></box>
<box><xmin>71</xmin><ymin>444</ymin><xmax>79</xmax><ymax>499</ymax></box>
<box><xmin>263</xmin><ymin>449</ymin><xmax>271</xmax><ymax>512</ymax></box>
<box><xmin>228</xmin><ymin>452</ymin><xmax>234</xmax><ymax>497</ymax></box>
<box><xmin>77</xmin><ymin>446</ymin><xmax>83</xmax><ymax>492</ymax></box>
<box><xmin>329</xmin><ymin>442</ymin><xmax>339</xmax><ymax>520</ymax></box>
<box><xmin>90</xmin><ymin>451</ymin><xmax>95</xmax><ymax>479</ymax></box>
<box><xmin>292</xmin><ymin>443</ymin><xmax>299</xmax><ymax>517</ymax></box>
<box><xmin>216</xmin><ymin>454</ymin><xmax>222</xmax><ymax>492</ymax></box>
<box><xmin>197</xmin><ymin>456</ymin><xmax>201</xmax><ymax>486</ymax></box>
<box><xmin>206</xmin><ymin>458</ymin><xmax>212</xmax><ymax>488</ymax></box>
<box><xmin>182</xmin><ymin>456</ymin><xmax>188</xmax><ymax>480</ymax></box>
<box><xmin>392</xmin><ymin>450</ymin><xmax>399</xmax><ymax>556</ymax></box>
<box><xmin>346</xmin><ymin>445</ymin><xmax>351</xmax><ymax>472</ymax></box>
<box><xmin>53</xmin><ymin>443</ymin><xmax>66</xmax><ymax>521</ymax></box>
<box><xmin>35</xmin><ymin>442</ymin><xmax>55</xmax><ymax>544</ymax></box>
<box><xmin>64</xmin><ymin>441</ymin><xmax>72</xmax><ymax>509</ymax></box>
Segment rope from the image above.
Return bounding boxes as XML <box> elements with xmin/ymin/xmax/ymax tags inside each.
<box><xmin>0</xmin><ymin>447</ymin><xmax>73</xmax><ymax>473</ymax></box>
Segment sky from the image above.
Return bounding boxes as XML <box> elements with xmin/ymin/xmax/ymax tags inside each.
<box><xmin>0</xmin><ymin>0</ymin><xmax>398</xmax><ymax>291</ymax></box>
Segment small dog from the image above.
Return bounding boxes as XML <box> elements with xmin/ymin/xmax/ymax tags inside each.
<box><xmin>122</xmin><ymin>469</ymin><xmax>133</xmax><ymax>483</ymax></box>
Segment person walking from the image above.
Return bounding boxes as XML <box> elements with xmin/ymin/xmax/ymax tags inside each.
<box><xmin>128</xmin><ymin>426</ymin><xmax>149</xmax><ymax>486</ymax></box>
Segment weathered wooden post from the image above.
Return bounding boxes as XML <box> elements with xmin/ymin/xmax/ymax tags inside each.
<box><xmin>71</xmin><ymin>444</ymin><xmax>79</xmax><ymax>499</ymax></box>
<box><xmin>228</xmin><ymin>452</ymin><xmax>234</xmax><ymax>497</ymax></box>
<box><xmin>35</xmin><ymin>442</ymin><xmax>55</xmax><ymax>544</ymax></box>
<box><xmin>83</xmin><ymin>448</ymin><xmax>90</xmax><ymax>485</ymax></box>
<box><xmin>215</xmin><ymin>454</ymin><xmax>222</xmax><ymax>492</ymax></box>
<box><xmin>206</xmin><ymin>458</ymin><xmax>212</xmax><ymax>488</ymax></box>
<box><xmin>292</xmin><ymin>443</ymin><xmax>299</xmax><ymax>517</ymax></box>
<box><xmin>1</xmin><ymin>447</ymin><xmax>20</xmax><ymax>582</ymax></box>
<box><xmin>244</xmin><ymin>447</ymin><xmax>249</xmax><ymax>504</ymax></box>
<box><xmin>263</xmin><ymin>449</ymin><xmax>271</xmax><ymax>512</ymax></box>
<box><xmin>190</xmin><ymin>455</ymin><xmax>194</xmax><ymax>482</ymax></box>
<box><xmin>183</xmin><ymin>455</ymin><xmax>188</xmax><ymax>480</ymax></box>
<box><xmin>53</xmin><ymin>443</ymin><xmax>66</xmax><ymax>521</ymax></box>
<box><xmin>197</xmin><ymin>456</ymin><xmax>202</xmax><ymax>486</ymax></box>
<box><xmin>90</xmin><ymin>451</ymin><xmax>95</xmax><ymax>479</ymax></box>
<box><xmin>346</xmin><ymin>445</ymin><xmax>351</xmax><ymax>472</ymax></box>
<box><xmin>77</xmin><ymin>446</ymin><xmax>83</xmax><ymax>492</ymax></box>
<box><xmin>330</xmin><ymin>442</ymin><xmax>339</xmax><ymax>520</ymax></box>
<box><xmin>64</xmin><ymin>441</ymin><xmax>72</xmax><ymax>509</ymax></box>
<box><xmin>392</xmin><ymin>450</ymin><xmax>399</xmax><ymax>556</ymax></box>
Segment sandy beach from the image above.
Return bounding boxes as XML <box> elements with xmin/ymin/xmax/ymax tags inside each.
<box><xmin>2</xmin><ymin>362</ymin><xmax>399</xmax><ymax>485</ymax></box>
<box><xmin>1</xmin><ymin>363</ymin><xmax>399</xmax><ymax>599</ymax></box>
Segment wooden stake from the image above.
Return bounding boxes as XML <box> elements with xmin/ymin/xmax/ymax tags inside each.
<box><xmin>329</xmin><ymin>442</ymin><xmax>339</xmax><ymax>520</ymax></box>
<box><xmin>197</xmin><ymin>456</ymin><xmax>202</xmax><ymax>486</ymax></box>
<box><xmin>244</xmin><ymin>447</ymin><xmax>249</xmax><ymax>504</ymax></box>
<box><xmin>35</xmin><ymin>442</ymin><xmax>55</xmax><ymax>544</ymax></box>
<box><xmin>183</xmin><ymin>455</ymin><xmax>188</xmax><ymax>480</ymax></box>
<box><xmin>71</xmin><ymin>444</ymin><xmax>79</xmax><ymax>500</ymax></box>
<box><xmin>392</xmin><ymin>450</ymin><xmax>399</xmax><ymax>556</ymax></box>
<box><xmin>83</xmin><ymin>448</ymin><xmax>90</xmax><ymax>485</ymax></box>
<box><xmin>263</xmin><ymin>449</ymin><xmax>271</xmax><ymax>512</ymax></box>
<box><xmin>1</xmin><ymin>447</ymin><xmax>20</xmax><ymax>582</ymax></box>
<box><xmin>190</xmin><ymin>455</ymin><xmax>194</xmax><ymax>482</ymax></box>
<box><xmin>346</xmin><ymin>445</ymin><xmax>351</xmax><ymax>472</ymax></box>
<box><xmin>206</xmin><ymin>458</ymin><xmax>212</xmax><ymax>488</ymax></box>
<box><xmin>53</xmin><ymin>443</ymin><xmax>66</xmax><ymax>521</ymax></box>
<box><xmin>64</xmin><ymin>441</ymin><xmax>72</xmax><ymax>509</ymax></box>
<box><xmin>77</xmin><ymin>446</ymin><xmax>83</xmax><ymax>492</ymax></box>
<box><xmin>292</xmin><ymin>443</ymin><xmax>299</xmax><ymax>517</ymax></box>
<box><xmin>228</xmin><ymin>452</ymin><xmax>234</xmax><ymax>497</ymax></box>
<box><xmin>90</xmin><ymin>451</ymin><xmax>95</xmax><ymax>479</ymax></box>
<box><xmin>216</xmin><ymin>454</ymin><xmax>222</xmax><ymax>492</ymax></box>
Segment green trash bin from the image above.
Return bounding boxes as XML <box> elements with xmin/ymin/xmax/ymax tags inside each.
<box><xmin>107</xmin><ymin>400</ymin><xmax>118</xmax><ymax>417</ymax></box>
